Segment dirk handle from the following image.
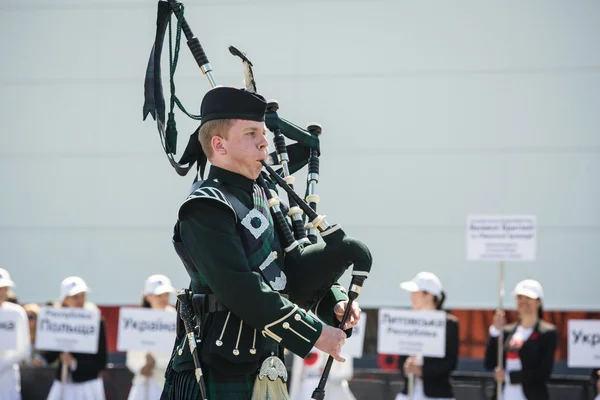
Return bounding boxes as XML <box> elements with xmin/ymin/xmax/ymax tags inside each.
<box><xmin>176</xmin><ymin>291</ymin><xmax>194</xmax><ymax>331</ymax></box>
<box><xmin>167</xmin><ymin>0</ymin><xmax>217</xmax><ymax>88</ymax></box>
<box><xmin>176</xmin><ymin>290</ymin><xmax>208</xmax><ymax>400</ymax></box>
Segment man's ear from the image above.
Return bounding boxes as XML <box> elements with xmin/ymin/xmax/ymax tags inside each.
<box><xmin>211</xmin><ymin>136</ymin><xmax>227</xmax><ymax>155</ymax></box>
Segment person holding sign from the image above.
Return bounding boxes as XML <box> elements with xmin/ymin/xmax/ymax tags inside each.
<box><xmin>0</xmin><ymin>268</ymin><xmax>31</xmax><ymax>400</ymax></box>
<box><xmin>394</xmin><ymin>272</ymin><xmax>459</xmax><ymax>400</ymax></box>
<box><xmin>126</xmin><ymin>274</ymin><xmax>176</xmax><ymax>400</ymax></box>
<box><xmin>484</xmin><ymin>279</ymin><xmax>557</xmax><ymax>400</ymax></box>
<box><xmin>42</xmin><ymin>276</ymin><xmax>107</xmax><ymax>400</ymax></box>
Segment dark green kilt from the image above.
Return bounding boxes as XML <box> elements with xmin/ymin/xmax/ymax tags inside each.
<box><xmin>161</xmin><ymin>363</ymin><xmax>257</xmax><ymax>400</ymax></box>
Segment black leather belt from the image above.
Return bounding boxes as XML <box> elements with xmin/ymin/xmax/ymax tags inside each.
<box><xmin>205</xmin><ymin>293</ymin><xmax>289</xmax><ymax>313</ymax></box>
<box><xmin>206</xmin><ymin>294</ymin><xmax>228</xmax><ymax>313</ymax></box>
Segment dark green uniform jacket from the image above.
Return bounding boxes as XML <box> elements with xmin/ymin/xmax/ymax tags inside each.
<box><xmin>162</xmin><ymin>166</ymin><xmax>348</xmax><ymax>399</ymax></box>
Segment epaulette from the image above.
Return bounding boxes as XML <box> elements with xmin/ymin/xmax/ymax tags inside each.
<box><xmin>178</xmin><ymin>180</ymin><xmax>236</xmax><ymax>221</ymax></box>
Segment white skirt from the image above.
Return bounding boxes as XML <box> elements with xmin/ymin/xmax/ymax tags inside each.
<box><xmin>0</xmin><ymin>365</ymin><xmax>21</xmax><ymax>400</ymax></box>
<box><xmin>292</xmin><ymin>377</ymin><xmax>356</xmax><ymax>400</ymax></box>
<box><xmin>395</xmin><ymin>394</ymin><xmax>455</xmax><ymax>400</ymax></box>
<box><xmin>394</xmin><ymin>378</ymin><xmax>455</xmax><ymax>400</ymax></box>
<box><xmin>127</xmin><ymin>379</ymin><xmax>164</xmax><ymax>400</ymax></box>
<box><xmin>46</xmin><ymin>378</ymin><xmax>105</xmax><ymax>400</ymax></box>
<box><xmin>0</xmin><ymin>392</ymin><xmax>20</xmax><ymax>400</ymax></box>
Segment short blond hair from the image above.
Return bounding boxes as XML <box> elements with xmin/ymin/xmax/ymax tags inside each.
<box><xmin>198</xmin><ymin>119</ymin><xmax>236</xmax><ymax>159</ymax></box>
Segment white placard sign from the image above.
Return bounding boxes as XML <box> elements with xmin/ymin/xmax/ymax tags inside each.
<box><xmin>567</xmin><ymin>320</ymin><xmax>600</xmax><ymax>368</ymax></box>
<box><xmin>467</xmin><ymin>215</ymin><xmax>537</xmax><ymax>261</ymax></box>
<box><xmin>35</xmin><ymin>307</ymin><xmax>100</xmax><ymax>354</ymax></box>
<box><xmin>117</xmin><ymin>307</ymin><xmax>177</xmax><ymax>353</ymax></box>
<box><xmin>0</xmin><ymin>308</ymin><xmax>19</xmax><ymax>351</ymax></box>
<box><xmin>343</xmin><ymin>312</ymin><xmax>367</xmax><ymax>359</ymax></box>
<box><xmin>377</xmin><ymin>309</ymin><xmax>446</xmax><ymax>357</ymax></box>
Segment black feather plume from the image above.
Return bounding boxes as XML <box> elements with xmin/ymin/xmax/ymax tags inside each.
<box><xmin>228</xmin><ymin>45</ymin><xmax>257</xmax><ymax>93</ymax></box>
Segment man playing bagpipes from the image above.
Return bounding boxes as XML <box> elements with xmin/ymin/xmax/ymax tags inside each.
<box><xmin>159</xmin><ymin>86</ymin><xmax>369</xmax><ymax>400</ymax></box>
<box><xmin>142</xmin><ymin>2</ymin><xmax>374</xmax><ymax>398</ymax></box>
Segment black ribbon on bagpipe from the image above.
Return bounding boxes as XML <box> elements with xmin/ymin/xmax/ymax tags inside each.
<box><xmin>142</xmin><ymin>1</ymin><xmax>204</xmax><ymax>177</ymax></box>
<box><xmin>142</xmin><ymin>1</ymin><xmax>318</xmax><ymax>181</ymax></box>
<box><xmin>142</xmin><ymin>2</ymin><xmax>374</xmax><ymax>398</ymax></box>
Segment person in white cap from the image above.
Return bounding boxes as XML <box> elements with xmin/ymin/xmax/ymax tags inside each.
<box><xmin>0</xmin><ymin>268</ymin><xmax>31</xmax><ymax>400</ymax></box>
<box><xmin>43</xmin><ymin>276</ymin><xmax>107</xmax><ymax>400</ymax></box>
<box><xmin>395</xmin><ymin>272</ymin><xmax>459</xmax><ymax>400</ymax></box>
<box><xmin>484</xmin><ymin>279</ymin><xmax>558</xmax><ymax>400</ymax></box>
<box><xmin>126</xmin><ymin>274</ymin><xmax>176</xmax><ymax>400</ymax></box>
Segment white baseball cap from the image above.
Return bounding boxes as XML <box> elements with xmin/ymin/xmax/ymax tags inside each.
<box><xmin>512</xmin><ymin>279</ymin><xmax>544</xmax><ymax>300</ymax></box>
<box><xmin>60</xmin><ymin>276</ymin><xmax>90</xmax><ymax>302</ymax></box>
<box><xmin>143</xmin><ymin>274</ymin><xmax>175</xmax><ymax>296</ymax></box>
<box><xmin>400</xmin><ymin>271</ymin><xmax>443</xmax><ymax>297</ymax></box>
<box><xmin>0</xmin><ymin>268</ymin><xmax>15</xmax><ymax>288</ymax></box>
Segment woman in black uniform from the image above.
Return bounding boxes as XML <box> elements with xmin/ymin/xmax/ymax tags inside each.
<box><xmin>484</xmin><ymin>279</ymin><xmax>557</xmax><ymax>400</ymax></box>
<box><xmin>395</xmin><ymin>271</ymin><xmax>459</xmax><ymax>400</ymax></box>
<box><xmin>42</xmin><ymin>276</ymin><xmax>107</xmax><ymax>400</ymax></box>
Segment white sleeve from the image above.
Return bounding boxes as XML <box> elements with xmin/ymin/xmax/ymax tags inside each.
<box><xmin>0</xmin><ymin>305</ymin><xmax>31</xmax><ymax>374</ymax></box>
<box><xmin>489</xmin><ymin>325</ymin><xmax>500</xmax><ymax>338</ymax></box>
<box><xmin>126</xmin><ymin>351</ymin><xmax>146</xmax><ymax>377</ymax></box>
<box><xmin>153</xmin><ymin>351</ymin><xmax>172</xmax><ymax>373</ymax></box>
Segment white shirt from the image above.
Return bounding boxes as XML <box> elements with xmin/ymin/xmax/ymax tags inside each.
<box><xmin>125</xmin><ymin>306</ymin><xmax>176</xmax><ymax>399</ymax></box>
<box><xmin>490</xmin><ymin>325</ymin><xmax>533</xmax><ymax>400</ymax></box>
<box><xmin>0</xmin><ymin>302</ymin><xmax>31</xmax><ymax>400</ymax></box>
<box><xmin>394</xmin><ymin>355</ymin><xmax>455</xmax><ymax>400</ymax></box>
<box><xmin>126</xmin><ymin>350</ymin><xmax>172</xmax><ymax>387</ymax></box>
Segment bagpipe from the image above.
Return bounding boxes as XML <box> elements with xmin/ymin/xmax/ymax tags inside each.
<box><xmin>142</xmin><ymin>1</ymin><xmax>373</xmax><ymax>398</ymax></box>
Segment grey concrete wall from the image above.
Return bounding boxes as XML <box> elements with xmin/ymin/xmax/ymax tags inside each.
<box><xmin>1</xmin><ymin>0</ymin><xmax>598</xmax><ymax>310</ymax></box>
